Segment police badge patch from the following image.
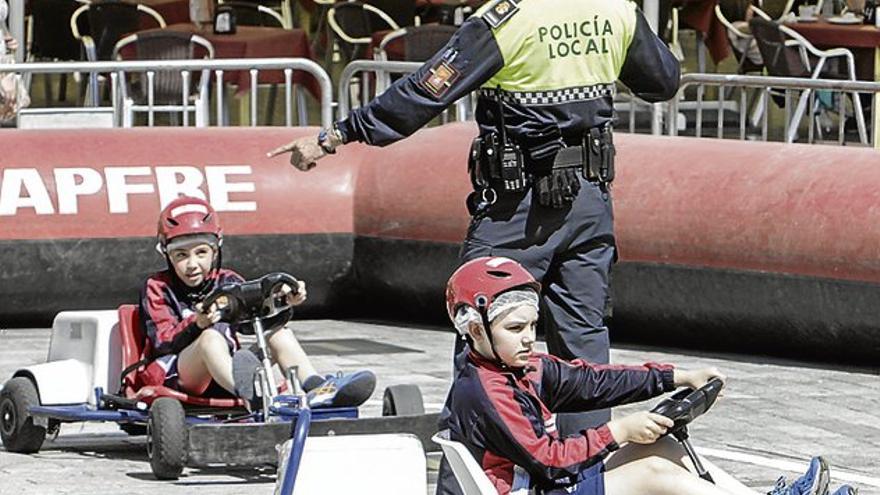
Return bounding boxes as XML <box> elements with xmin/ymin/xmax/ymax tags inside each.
<box><xmin>483</xmin><ymin>0</ymin><xmax>519</xmax><ymax>28</ymax></box>
<box><xmin>421</xmin><ymin>60</ymin><xmax>461</xmax><ymax>99</ymax></box>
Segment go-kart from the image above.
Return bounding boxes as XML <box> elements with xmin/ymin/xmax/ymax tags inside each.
<box><xmin>434</xmin><ymin>377</ymin><xmax>726</xmax><ymax>494</ymax></box>
<box><xmin>1</xmin><ymin>272</ymin><xmax>433</xmax><ymax>490</ymax></box>
<box><xmin>650</xmin><ymin>377</ymin><xmax>725</xmax><ymax>483</ymax></box>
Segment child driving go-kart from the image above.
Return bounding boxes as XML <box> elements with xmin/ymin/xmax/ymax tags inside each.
<box><xmin>138</xmin><ymin>195</ymin><xmax>375</xmax><ymax>408</ymax></box>
<box><xmin>439</xmin><ymin>256</ymin><xmax>857</xmax><ymax>495</ymax></box>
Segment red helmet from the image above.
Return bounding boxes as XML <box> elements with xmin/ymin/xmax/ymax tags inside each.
<box><xmin>156</xmin><ymin>196</ymin><xmax>223</xmax><ymax>252</ymax></box>
<box><xmin>446</xmin><ymin>256</ymin><xmax>541</xmax><ymax>322</ymax></box>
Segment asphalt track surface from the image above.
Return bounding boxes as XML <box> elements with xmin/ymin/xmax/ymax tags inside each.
<box><xmin>1</xmin><ymin>320</ymin><xmax>878</xmax><ymax>495</ymax></box>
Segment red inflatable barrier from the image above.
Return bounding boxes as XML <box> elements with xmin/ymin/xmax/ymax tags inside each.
<box><xmin>1</xmin><ymin>125</ymin><xmax>878</xmax><ymax>361</ymax></box>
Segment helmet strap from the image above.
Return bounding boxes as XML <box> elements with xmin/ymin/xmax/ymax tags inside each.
<box><xmin>476</xmin><ymin>301</ymin><xmax>507</xmax><ymax>368</ymax></box>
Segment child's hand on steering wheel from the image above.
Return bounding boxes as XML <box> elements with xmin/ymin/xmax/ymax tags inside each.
<box><xmin>673</xmin><ymin>367</ymin><xmax>726</xmax><ymax>390</ymax></box>
<box><xmin>608</xmin><ymin>411</ymin><xmax>674</xmax><ymax>445</ymax></box>
<box><xmin>195</xmin><ymin>302</ymin><xmax>222</xmax><ymax>329</ymax></box>
<box><xmin>281</xmin><ymin>281</ymin><xmax>308</xmax><ymax>306</ymax></box>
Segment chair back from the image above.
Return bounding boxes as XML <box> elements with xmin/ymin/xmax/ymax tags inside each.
<box><xmin>87</xmin><ymin>1</ymin><xmax>145</xmax><ymax>60</ymax></box>
<box><xmin>114</xmin><ymin>31</ymin><xmax>213</xmax><ymax>104</ymax></box>
<box><xmin>715</xmin><ymin>3</ymin><xmax>764</xmax><ymax>73</ymax></box>
<box><xmin>30</xmin><ymin>0</ymin><xmax>85</xmax><ymax>60</ymax></box>
<box><xmin>748</xmin><ymin>17</ymin><xmax>809</xmax><ymax>77</ymax></box>
<box><xmin>401</xmin><ymin>24</ymin><xmax>456</xmax><ymax>61</ymax></box>
<box><xmin>719</xmin><ymin>0</ymin><xmax>752</xmax><ymax>21</ymax></box>
<box><xmin>117</xmin><ymin>304</ymin><xmax>146</xmax><ymax>393</ymax></box>
<box><xmin>758</xmin><ymin>0</ymin><xmax>794</xmax><ymax>18</ymax></box>
<box><xmin>330</xmin><ymin>1</ymin><xmax>373</xmax><ymax>38</ymax></box>
<box><xmin>222</xmin><ymin>1</ymin><xmax>285</xmax><ymax>27</ymax></box>
<box><xmin>367</xmin><ymin>0</ymin><xmax>415</xmax><ymax>28</ymax></box>
<box><xmin>329</xmin><ymin>1</ymin><xmax>399</xmax><ymax>60</ymax></box>
<box><xmin>432</xmin><ymin>431</ymin><xmax>498</xmax><ymax>495</ymax></box>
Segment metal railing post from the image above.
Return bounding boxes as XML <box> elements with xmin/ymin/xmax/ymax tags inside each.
<box><xmin>1</xmin><ymin>58</ymin><xmax>333</xmax><ymax>128</ymax></box>
<box><xmin>337</xmin><ymin>60</ymin><xmax>422</xmax><ymax>120</ymax></box>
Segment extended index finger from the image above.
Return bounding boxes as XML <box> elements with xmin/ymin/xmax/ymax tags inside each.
<box><xmin>266</xmin><ymin>143</ymin><xmax>294</xmax><ymax>158</ymax></box>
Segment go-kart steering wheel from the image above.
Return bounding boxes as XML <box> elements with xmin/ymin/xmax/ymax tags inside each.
<box><xmin>650</xmin><ymin>377</ymin><xmax>724</xmax><ymax>436</ymax></box>
<box><xmin>201</xmin><ymin>272</ymin><xmax>300</xmax><ymax>329</ymax></box>
<box><xmin>649</xmin><ymin>377</ymin><xmax>724</xmax><ymax>483</ymax></box>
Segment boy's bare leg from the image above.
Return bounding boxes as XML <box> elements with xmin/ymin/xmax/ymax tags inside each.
<box><xmin>635</xmin><ymin>436</ymin><xmax>756</xmax><ymax>495</ymax></box>
<box><xmin>177</xmin><ymin>330</ymin><xmax>235</xmax><ymax>394</ymax></box>
<box><xmin>267</xmin><ymin>326</ymin><xmax>319</xmax><ymax>383</ymax></box>
<box><xmin>690</xmin><ymin>457</ymin><xmax>760</xmax><ymax>495</ymax></box>
<box><xmin>604</xmin><ymin>437</ymin><xmax>758</xmax><ymax>495</ymax></box>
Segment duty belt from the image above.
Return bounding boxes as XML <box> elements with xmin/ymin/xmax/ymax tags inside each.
<box><xmin>567</xmin><ymin>126</ymin><xmax>616</xmax><ymax>185</ymax></box>
<box><xmin>468</xmin><ymin>126</ymin><xmax>615</xmax><ymax>195</ymax></box>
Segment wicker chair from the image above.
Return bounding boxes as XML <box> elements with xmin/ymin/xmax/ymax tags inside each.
<box><xmin>112</xmin><ymin>31</ymin><xmax>214</xmax><ymax>127</ymax></box>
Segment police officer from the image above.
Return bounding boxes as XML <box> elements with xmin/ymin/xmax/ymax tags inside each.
<box><xmin>269</xmin><ymin>0</ymin><xmax>679</xmax><ymax>443</ymax></box>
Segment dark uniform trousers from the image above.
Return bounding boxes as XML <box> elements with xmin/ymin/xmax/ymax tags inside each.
<box><xmin>455</xmin><ymin>175</ymin><xmax>615</xmax><ymax>433</ymax></box>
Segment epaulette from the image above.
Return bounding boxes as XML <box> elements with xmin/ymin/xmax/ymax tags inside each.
<box><xmin>481</xmin><ymin>0</ymin><xmax>521</xmax><ymax>29</ymax></box>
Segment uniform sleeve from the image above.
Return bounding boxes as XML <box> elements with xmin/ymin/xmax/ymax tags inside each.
<box><xmin>336</xmin><ymin>16</ymin><xmax>504</xmax><ymax>146</ymax></box>
<box><xmin>139</xmin><ymin>278</ymin><xmax>202</xmax><ymax>357</ymax></box>
<box><xmin>618</xmin><ymin>8</ymin><xmax>681</xmax><ymax>102</ymax></box>
<box><xmin>477</xmin><ymin>376</ymin><xmax>619</xmax><ymax>486</ymax></box>
<box><xmin>538</xmin><ymin>355</ymin><xmax>675</xmax><ymax>413</ymax></box>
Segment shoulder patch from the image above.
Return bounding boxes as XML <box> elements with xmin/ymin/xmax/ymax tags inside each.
<box><xmin>482</xmin><ymin>0</ymin><xmax>520</xmax><ymax>29</ymax></box>
<box><xmin>420</xmin><ymin>59</ymin><xmax>461</xmax><ymax>99</ymax></box>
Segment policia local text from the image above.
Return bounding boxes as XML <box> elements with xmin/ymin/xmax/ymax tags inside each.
<box><xmin>538</xmin><ymin>17</ymin><xmax>614</xmax><ymax>59</ymax></box>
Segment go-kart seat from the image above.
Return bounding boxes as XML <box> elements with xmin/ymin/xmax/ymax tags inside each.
<box><xmin>118</xmin><ymin>304</ymin><xmax>147</xmax><ymax>395</ymax></box>
<box><xmin>432</xmin><ymin>431</ymin><xmax>497</xmax><ymax>495</ymax></box>
<box><xmin>116</xmin><ymin>304</ymin><xmax>246</xmax><ymax>409</ymax></box>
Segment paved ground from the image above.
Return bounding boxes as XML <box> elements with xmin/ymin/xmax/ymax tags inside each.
<box><xmin>1</xmin><ymin>320</ymin><xmax>878</xmax><ymax>494</ymax></box>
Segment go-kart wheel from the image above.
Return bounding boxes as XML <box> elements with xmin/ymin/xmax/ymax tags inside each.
<box><xmin>382</xmin><ymin>384</ymin><xmax>424</xmax><ymax>416</ymax></box>
<box><xmin>0</xmin><ymin>377</ymin><xmax>46</xmax><ymax>453</ymax></box>
<box><xmin>119</xmin><ymin>423</ymin><xmax>147</xmax><ymax>436</ymax></box>
<box><xmin>147</xmin><ymin>398</ymin><xmax>187</xmax><ymax>480</ymax></box>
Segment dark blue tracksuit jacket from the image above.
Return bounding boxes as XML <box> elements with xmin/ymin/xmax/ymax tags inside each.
<box><xmin>442</xmin><ymin>350</ymin><xmax>675</xmax><ymax>494</ymax></box>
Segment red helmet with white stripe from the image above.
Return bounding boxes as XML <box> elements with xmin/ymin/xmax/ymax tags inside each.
<box><xmin>156</xmin><ymin>196</ymin><xmax>223</xmax><ymax>253</ymax></box>
<box><xmin>445</xmin><ymin>256</ymin><xmax>541</xmax><ymax>322</ymax></box>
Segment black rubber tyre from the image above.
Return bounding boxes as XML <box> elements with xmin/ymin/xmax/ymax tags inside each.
<box><xmin>0</xmin><ymin>377</ymin><xmax>46</xmax><ymax>453</ymax></box>
<box><xmin>147</xmin><ymin>398</ymin><xmax>186</xmax><ymax>480</ymax></box>
<box><xmin>382</xmin><ymin>384</ymin><xmax>425</xmax><ymax>416</ymax></box>
<box><xmin>119</xmin><ymin>423</ymin><xmax>147</xmax><ymax>436</ymax></box>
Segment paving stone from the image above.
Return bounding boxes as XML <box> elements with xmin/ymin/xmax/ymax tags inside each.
<box><xmin>1</xmin><ymin>321</ymin><xmax>877</xmax><ymax>494</ymax></box>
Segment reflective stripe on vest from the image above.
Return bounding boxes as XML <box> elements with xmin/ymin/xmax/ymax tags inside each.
<box><xmin>478</xmin><ymin>83</ymin><xmax>615</xmax><ymax>106</ymax></box>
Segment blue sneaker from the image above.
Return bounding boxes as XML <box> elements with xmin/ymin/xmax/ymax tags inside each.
<box><xmin>829</xmin><ymin>485</ymin><xmax>858</xmax><ymax>495</ymax></box>
<box><xmin>769</xmin><ymin>457</ymin><xmax>830</xmax><ymax>495</ymax></box>
<box><xmin>769</xmin><ymin>477</ymin><xmax>791</xmax><ymax>495</ymax></box>
<box><xmin>307</xmin><ymin>370</ymin><xmax>376</xmax><ymax>408</ymax></box>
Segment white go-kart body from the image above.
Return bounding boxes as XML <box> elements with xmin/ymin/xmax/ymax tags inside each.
<box><xmin>2</xmin><ymin>310</ymin><xmax>429</xmax><ymax>494</ymax></box>
<box><xmin>13</xmin><ymin>311</ymin><xmax>122</xmax><ymax>407</ymax></box>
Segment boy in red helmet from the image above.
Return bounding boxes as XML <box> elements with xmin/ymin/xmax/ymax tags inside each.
<box><xmin>440</xmin><ymin>256</ymin><xmax>851</xmax><ymax>495</ymax></box>
<box><xmin>138</xmin><ymin>196</ymin><xmax>375</xmax><ymax>408</ymax></box>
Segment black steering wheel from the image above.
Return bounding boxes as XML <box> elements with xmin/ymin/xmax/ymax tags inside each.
<box><xmin>650</xmin><ymin>378</ymin><xmax>724</xmax><ymax>436</ymax></box>
<box><xmin>649</xmin><ymin>377</ymin><xmax>724</xmax><ymax>483</ymax></box>
<box><xmin>201</xmin><ymin>272</ymin><xmax>300</xmax><ymax>330</ymax></box>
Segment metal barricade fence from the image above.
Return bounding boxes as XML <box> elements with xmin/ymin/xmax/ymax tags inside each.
<box><xmin>337</xmin><ymin>59</ymin><xmax>470</xmax><ymax>121</ymax></box>
<box><xmin>669</xmin><ymin>73</ymin><xmax>880</xmax><ymax>148</ymax></box>
<box><xmin>339</xmin><ymin>63</ymin><xmax>880</xmax><ymax>149</ymax></box>
<box><xmin>2</xmin><ymin>58</ymin><xmax>333</xmax><ymax>128</ymax></box>
<box><xmin>336</xmin><ymin>60</ymin><xmax>684</xmax><ymax>139</ymax></box>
